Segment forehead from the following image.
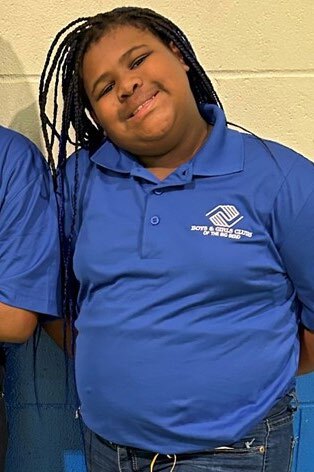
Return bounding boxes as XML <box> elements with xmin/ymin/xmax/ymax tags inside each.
<box><xmin>85</xmin><ymin>24</ymin><xmax>165</xmax><ymax>60</ymax></box>
<box><xmin>81</xmin><ymin>24</ymin><xmax>171</xmax><ymax>86</ymax></box>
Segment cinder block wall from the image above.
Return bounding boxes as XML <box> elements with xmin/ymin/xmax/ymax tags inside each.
<box><xmin>1</xmin><ymin>0</ymin><xmax>313</xmax><ymax>158</ymax></box>
<box><xmin>1</xmin><ymin>1</ymin><xmax>313</xmax><ymax>471</ymax></box>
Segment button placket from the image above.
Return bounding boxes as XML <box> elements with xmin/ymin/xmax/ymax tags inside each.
<box><xmin>140</xmin><ymin>193</ymin><xmax>164</xmax><ymax>259</ymax></box>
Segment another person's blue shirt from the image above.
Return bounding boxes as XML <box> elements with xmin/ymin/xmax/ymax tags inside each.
<box><xmin>63</xmin><ymin>105</ymin><xmax>314</xmax><ymax>453</ymax></box>
<box><xmin>0</xmin><ymin>126</ymin><xmax>60</xmax><ymax>316</ymax></box>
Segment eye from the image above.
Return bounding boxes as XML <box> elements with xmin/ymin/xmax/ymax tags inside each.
<box><xmin>97</xmin><ymin>83</ymin><xmax>114</xmax><ymax>100</ymax></box>
<box><xmin>131</xmin><ymin>54</ymin><xmax>150</xmax><ymax>69</ymax></box>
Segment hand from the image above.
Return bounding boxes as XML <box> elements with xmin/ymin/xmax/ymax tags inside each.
<box><xmin>298</xmin><ymin>325</ymin><xmax>314</xmax><ymax>376</ymax></box>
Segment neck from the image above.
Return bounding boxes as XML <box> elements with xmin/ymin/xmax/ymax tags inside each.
<box><xmin>137</xmin><ymin>117</ymin><xmax>211</xmax><ymax>180</ymax></box>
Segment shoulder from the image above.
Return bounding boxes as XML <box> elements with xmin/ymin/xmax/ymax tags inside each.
<box><xmin>0</xmin><ymin>125</ymin><xmax>42</xmax><ymax>157</ymax></box>
<box><xmin>0</xmin><ymin>125</ymin><xmax>48</xmax><ymax>175</ymax></box>
<box><xmin>62</xmin><ymin>147</ymin><xmax>93</xmax><ymax>181</ymax></box>
<box><xmin>58</xmin><ymin>148</ymin><xmax>94</xmax><ymax>217</ymax></box>
<box><xmin>241</xmin><ymin>132</ymin><xmax>314</xmax><ymax>178</ymax></box>
<box><xmin>226</xmin><ymin>130</ymin><xmax>314</xmax><ymax>220</ymax></box>
<box><xmin>0</xmin><ymin>127</ymin><xmax>52</xmax><ymax>207</ymax></box>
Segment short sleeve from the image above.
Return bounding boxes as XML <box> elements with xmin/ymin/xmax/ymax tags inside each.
<box><xmin>269</xmin><ymin>150</ymin><xmax>314</xmax><ymax>329</ymax></box>
<box><xmin>0</xmin><ymin>129</ymin><xmax>61</xmax><ymax>317</ymax></box>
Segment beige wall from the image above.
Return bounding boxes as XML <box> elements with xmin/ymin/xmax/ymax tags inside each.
<box><xmin>0</xmin><ymin>0</ymin><xmax>313</xmax><ymax>159</ymax></box>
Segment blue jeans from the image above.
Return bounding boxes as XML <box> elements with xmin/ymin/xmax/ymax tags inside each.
<box><xmin>0</xmin><ymin>363</ymin><xmax>7</xmax><ymax>472</ymax></box>
<box><xmin>84</xmin><ymin>391</ymin><xmax>297</xmax><ymax>472</ymax></box>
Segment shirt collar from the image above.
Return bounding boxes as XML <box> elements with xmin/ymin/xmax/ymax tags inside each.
<box><xmin>90</xmin><ymin>104</ymin><xmax>244</xmax><ymax>177</ymax></box>
<box><xmin>90</xmin><ymin>140</ymin><xmax>137</xmax><ymax>174</ymax></box>
<box><xmin>191</xmin><ymin>104</ymin><xmax>244</xmax><ymax>176</ymax></box>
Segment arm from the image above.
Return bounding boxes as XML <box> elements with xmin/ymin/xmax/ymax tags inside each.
<box><xmin>268</xmin><ymin>152</ymin><xmax>314</xmax><ymax>376</ymax></box>
<box><xmin>0</xmin><ymin>302</ymin><xmax>38</xmax><ymax>343</ymax></box>
<box><xmin>298</xmin><ymin>325</ymin><xmax>314</xmax><ymax>376</ymax></box>
<box><xmin>43</xmin><ymin>318</ymin><xmax>75</xmax><ymax>356</ymax></box>
<box><xmin>0</xmin><ymin>131</ymin><xmax>61</xmax><ymax>334</ymax></box>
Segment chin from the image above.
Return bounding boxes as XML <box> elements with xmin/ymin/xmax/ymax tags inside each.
<box><xmin>113</xmin><ymin>109</ymin><xmax>177</xmax><ymax>150</ymax></box>
<box><xmin>139</xmin><ymin>112</ymin><xmax>175</xmax><ymax>140</ymax></box>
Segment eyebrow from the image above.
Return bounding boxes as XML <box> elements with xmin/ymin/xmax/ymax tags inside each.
<box><xmin>91</xmin><ymin>44</ymin><xmax>149</xmax><ymax>95</ymax></box>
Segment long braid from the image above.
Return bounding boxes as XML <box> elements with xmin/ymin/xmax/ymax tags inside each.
<box><xmin>39</xmin><ymin>20</ymin><xmax>87</xmax><ymax>172</ymax></box>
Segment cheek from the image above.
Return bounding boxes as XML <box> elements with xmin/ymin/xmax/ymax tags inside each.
<box><xmin>92</xmin><ymin>98</ymin><xmax>118</xmax><ymax>128</ymax></box>
<box><xmin>101</xmin><ymin>117</ymin><xmax>128</xmax><ymax>144</ymax></box>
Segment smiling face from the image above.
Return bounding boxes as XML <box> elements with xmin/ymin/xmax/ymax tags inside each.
<box><xmin>82</xmin><ymin>25</ymin><xmax>202</xmax><ymax>158</ymax></box>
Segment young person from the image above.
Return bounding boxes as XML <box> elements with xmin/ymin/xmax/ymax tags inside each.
<box><xmin>0</xmin><ymin>125</ymin><xmax>60</xmax><ymax>470</ymax></box>
<box><xmin>39</xmin><ymin>7</ymin><xmax>314</xmax><ymax>472</ymax></box>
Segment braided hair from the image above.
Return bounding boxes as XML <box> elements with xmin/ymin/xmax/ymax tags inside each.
<box><xmin>39</xmin><ymin>6</ymin><xmax>223</xmax><ymax>331</ymax></box>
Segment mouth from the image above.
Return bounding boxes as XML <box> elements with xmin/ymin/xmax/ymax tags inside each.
<box><xmin>128</xmin><ymin>92</ymin><xmax>159</xmax><ymax>120</ymax></box>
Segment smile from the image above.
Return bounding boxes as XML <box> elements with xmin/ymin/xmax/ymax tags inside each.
<box><xmin>129</xmin><ymin>92</ymin><xmax>159</xmax><ymax>120</ymax></box>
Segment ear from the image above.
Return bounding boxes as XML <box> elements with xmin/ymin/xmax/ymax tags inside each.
<box><xmin>169</xmin><ymin>41</ymin><xmax>190</xmax><ymax>72</ymax></box>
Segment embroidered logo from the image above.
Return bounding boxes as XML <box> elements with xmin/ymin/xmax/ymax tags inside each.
<box><xmin>206</xmin><ymin>205</ymin><xmax>243</xmax><ymax>228</ymax></box>
<box><xmin>190</xmin><ymin>204</ymin><xmax>253</xmax><ymax>240</ymax></box>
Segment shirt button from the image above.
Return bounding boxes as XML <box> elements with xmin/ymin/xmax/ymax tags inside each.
<box><xmin>154</xmin><ymin>189</ymin><xmax>163</xmax><ymax>195</ymax></box>
<box><xmin>150</xmin><ymin>216</ymin><xmax>160</xmax><ymax>225</ymax></box>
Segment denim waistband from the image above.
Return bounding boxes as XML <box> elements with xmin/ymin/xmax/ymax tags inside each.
<box><xmin>94</xmin><ymin>389</ymin><xmax>297</xmax><ymax>454</ymax></box>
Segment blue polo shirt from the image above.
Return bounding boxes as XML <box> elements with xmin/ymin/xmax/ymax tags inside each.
<box><xmin>63</xmin><ymin>105</ymin><xmax>314</xmax><ymax>453</ymax></box>
<box><xmin>0</xmin><ymin>126</ymin><xmax>60</xmax><ymax>317</ymax></box>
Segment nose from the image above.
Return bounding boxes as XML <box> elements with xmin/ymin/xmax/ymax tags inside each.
<box><xmin>117</xmin><ymin>73</ymin><xmax>143</xmax><ymax>101</ymax></box>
